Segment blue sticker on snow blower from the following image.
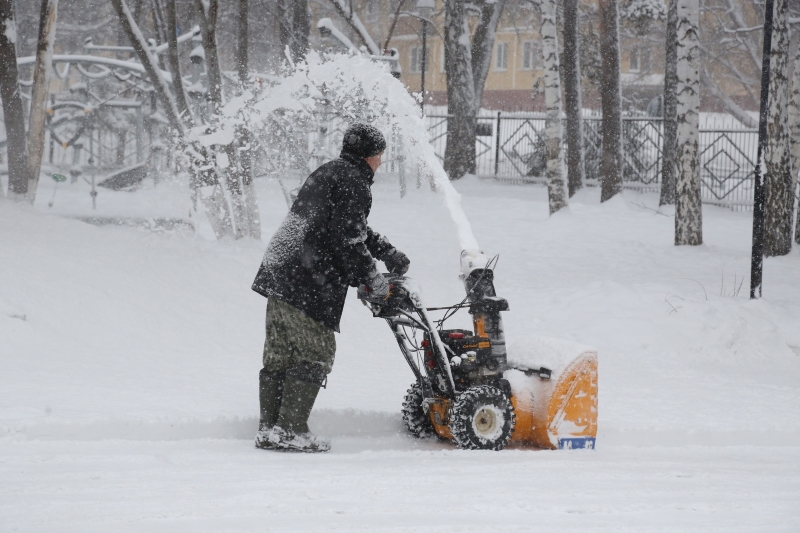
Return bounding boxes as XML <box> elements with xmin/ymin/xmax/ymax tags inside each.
<box><xmin>558</xmin><ymin>438</ymin><xmax>595</xmax><ymax>450</ymax></box>
<box><xmin>51</xmin><ymin>174</ymin><xmax>67</xmax><ymax>183</ymax></box>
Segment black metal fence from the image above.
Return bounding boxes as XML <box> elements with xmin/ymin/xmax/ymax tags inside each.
<box><xmin>425</xmin><ymin>114</ymin><xmax>762</xmax><ymax>209</ymax></box>
<box><xmin>1</xmin><ymin>108</ymin><xmax>767</xmax><ymax>210</ymax></box>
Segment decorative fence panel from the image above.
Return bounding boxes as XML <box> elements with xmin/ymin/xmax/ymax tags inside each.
<box><xmin>1</xmin><ymin>106</ymin><xmax>768</xmax><ymax>210</ymax></box>
<box><xmin>425</xmin><ymin>114</ymin><xmax>762</xmax><ymax>209</ymax></box>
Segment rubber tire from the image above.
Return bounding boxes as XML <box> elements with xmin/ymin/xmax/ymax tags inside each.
<box><xmin>402</xmin><ymin>382</ymin><xmax>435</xmax><ymax>438</ymax></box>
<box><xmin>450</xmin><ymin>385</ymin><xmax>515</xmax><ymax>450</ymax></box>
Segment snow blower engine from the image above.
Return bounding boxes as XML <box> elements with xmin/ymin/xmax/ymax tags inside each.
<box><xmin>358</xmin><ymin>250</ymin><xmax>598</xmax><ymax>451</ymax></box>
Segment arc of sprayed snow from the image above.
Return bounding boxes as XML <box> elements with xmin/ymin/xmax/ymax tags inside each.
<box><xmin>418</xmin><ymin>142</ymin><xmax>480</xmax><ymax>251</ymax></box>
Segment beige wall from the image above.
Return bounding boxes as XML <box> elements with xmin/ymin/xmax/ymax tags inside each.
<box><xmin>309</xmin><ymin>1</ymin><xmax>718</xmax><ymax>112</ymax></box>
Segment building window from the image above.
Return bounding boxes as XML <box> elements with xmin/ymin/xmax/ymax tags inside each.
<box><xmin>522</xmin><ymin>41</ymin><xmax>538</xmax><ymax>70</ymax></box>
<box><xmin>629</xmin><ymin>48</ymin><xmax>639</xmax><ymax>71</ymax></box>
<box><xmin>494</xmin><ymin>42</ymin><xmax>508</xmax><ymax>71</ymax></box>
<box><xmin>410</xmin><ymin>47</ymin><xmax>429</xmax><ymax>73</ymax></box>
<box><xmin>641</xmin><ymin>47</ymin><xmax>651</xmax><ymax>71</ymax></box>
<box><xmin>629</xmin><ymin>46</ymin><xmax>651</xmax><ymax>72</ymax></box>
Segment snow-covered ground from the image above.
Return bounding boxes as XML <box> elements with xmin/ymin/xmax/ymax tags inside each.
<box><xmin>2</xmin><ymin>175</ymin><xmax>799</xmax><ymax>531</ymax></box>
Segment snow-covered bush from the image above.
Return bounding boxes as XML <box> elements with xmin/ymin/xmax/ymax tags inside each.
<box><xmin>621</xmin><ymin>0</ymin><xmax>666</xmax><ymax>34</ymax></box>
<box><xmin>621</xmin><ymin>0</ymin><xmax>666</xmax><ymax>21</ymax></box>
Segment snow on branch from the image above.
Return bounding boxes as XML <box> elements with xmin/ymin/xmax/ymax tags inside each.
<box><xmin>722</xmin><ymin>25</ymin><xmax>763</xmax><ymax>33</ymax></box>
<box><xmin>110</xmin><ymin>0</ymin><xmax>183</xmax><ymax>132</ymax></box>
<box><xmin>620</xmin><ymin>0</ymin><xmax>666</xmax><ymax>21</ymax></box>
<box><xmin>317</xmin><ymin>17</ymin><xmax>359</xmax><ymax>53</ymax></box>
<box><xmin>3</xmin><ymin>16</ymin><xmax>16</xmax><ymax>44</ymax></box>
<box><xmin>325</xmin><ymin>0</ymin><xmax>381</xmax><ymax>56</ymax></box>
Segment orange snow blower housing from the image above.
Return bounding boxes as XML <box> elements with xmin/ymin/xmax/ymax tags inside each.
<box><xmin>428</xmin><ymin>346</ymin><xmax>598</xmax><ymax>449</ymax></box>
<box><xmin>358</xmin><ymin>251</ymin><xmax>598</xmax><ymax>451</ymax></box>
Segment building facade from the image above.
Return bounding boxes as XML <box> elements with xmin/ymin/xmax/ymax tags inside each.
<box><xmin>311</xmin><ymin>0</ymin><xmax>761</xmax><ymax>116</ymax></box>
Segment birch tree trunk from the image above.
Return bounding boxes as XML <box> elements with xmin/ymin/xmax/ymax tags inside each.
<box><xmin>26</xmin><ymin>0</ymin><xmax>58</xmax><ymax>203</ymax></box>
<box><xmin>443</xmin><ymin>0</ymin><xmax>476</xmax><ymax>180</ymax></box>
<box><xmin>599</xmin><ymin>0</ymin><xmax>623</xmax><ymax>202</ymax></box>
<box><xmin>539</xmin><ymin>0</ymin><xmax>567</xmax><ymax>214</ymax></box>
<box><xmin>790</xmin><ymin>20</ymin><xmax>800</xmax><ymax>245</ymax></box>
<box><xmin>660</xmin><ymin>0</ymin><xmax>678</xmax><ymax>206</ymax></box>
<box><xmin>0</xmin><ymin>0</ymin><xmax>30</xmax><ymax>200</ymax></box>
<box><xmin>277</xmin><ymin>0</ymin><xmax>309</xmax><ymax>64</ymax></box>
<box><xmin>674</xmin><ymin>0</ymin><xmax>702</xmax><ymax>246</ymax></box>
<box><xmin>763</xmin><ymin>0</ymin><xmax>792</xmax><ymax>256</ymax></box>
<box><xmin>563</xmin><ymin>0</ymin><xmax>583</xmax><ymax>197</ymax></box>
<box><xmin>111</xmin><ymin>0</ymin><xmax>233</xmax><ymax>239</ymax></box>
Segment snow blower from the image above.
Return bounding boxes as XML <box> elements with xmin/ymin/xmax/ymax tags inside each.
<box><xmin>358</xmin><ymin>250</ymin><xmax>597</xmax><ymax>451</ymax></box>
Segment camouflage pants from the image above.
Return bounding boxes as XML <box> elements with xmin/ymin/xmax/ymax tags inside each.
<box><xmin>262</xmin><ymin>298</ymin><xmax>336</xmax><ymax>377</ymax></box>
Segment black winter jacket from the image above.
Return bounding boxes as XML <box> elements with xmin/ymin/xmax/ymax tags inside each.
<box><xmin>252</xmin><ymin>151</ymin><xmax>394</xmax><ymax>332</ymax></box>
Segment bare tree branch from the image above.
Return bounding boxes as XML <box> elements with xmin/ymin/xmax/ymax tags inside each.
<box><xmin>700</xmin><ymin>65</ymin><xmax>758</xmax><ymax>128</ymax></box>
<box><xmin>383</xmin><ymin>0</ymin><xmax>408</xmax><ymax>53</ymax></box>
<box><xmin>325</xmin><ymin>0</ymin><xmax>380</xmax><ymax>55</ymax></box>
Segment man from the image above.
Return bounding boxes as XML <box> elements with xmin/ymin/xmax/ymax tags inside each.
<box><xmin>251</xmin><ymin>123</ymin><xmax>410</xmax><ymax>453</ymax></box>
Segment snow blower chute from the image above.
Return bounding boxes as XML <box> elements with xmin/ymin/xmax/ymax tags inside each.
<box><xmin>358</xmin><ymin>250</ymin><xmax>597</xmax><ymax>450</ymax></box>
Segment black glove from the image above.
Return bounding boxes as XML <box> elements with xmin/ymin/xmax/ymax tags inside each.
<box><xmin>366</xmin><ymin>267</ymin><xmax>390</xmax><ymax>299</ymax></box>
<box><xmin>382</xmin><ymin>248</ymin><xmax>410</xmax><ymax>275</ymax></box>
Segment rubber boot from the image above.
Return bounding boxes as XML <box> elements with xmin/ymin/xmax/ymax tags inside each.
<box><xmin>268</xmin><ymin>377</ymin><xmax>330</xmax><ymax>453</ymax></box>
<box><xmin>255</xmin><ymin>369</ymin><xmax>284</xmax><ymax>449</ymax></box>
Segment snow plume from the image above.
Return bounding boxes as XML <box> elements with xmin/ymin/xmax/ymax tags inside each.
<box><xmin>206</xmin><ymin>52</ymin><xmax>480</xmax><ymax>251</ymax></box>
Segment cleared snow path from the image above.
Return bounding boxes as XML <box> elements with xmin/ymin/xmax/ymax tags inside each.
<box><xmin>2</xmin><ymin>176</ymin><xmax>799</xmax><ymax>531</ymax></box>
<box><xmin>2</xmin><ymin>439</ymin><xmax>798</xmax><ymax>533</ymax></box>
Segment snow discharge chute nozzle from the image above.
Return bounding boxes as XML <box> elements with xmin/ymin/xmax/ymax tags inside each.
<box><xmin>459</xmin><ymin>249</ymin><xmax>508</xmax><ymax>372</ymax></box>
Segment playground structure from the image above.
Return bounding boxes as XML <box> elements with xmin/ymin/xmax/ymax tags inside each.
<box><xmin>0</xmin><ymin>24</ymin><xmax>406</xmax><ymax>213</ymax></box>
<box><xmin>0</xmin><ymin>26</ymin><xmax>210</xmax><ymax>205</ymax></box>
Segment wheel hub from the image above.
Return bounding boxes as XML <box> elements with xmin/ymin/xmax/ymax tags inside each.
<box><xmin>473</xmin><ymin>406</ymin><xmax>501</xmax><ymax>437</ymax></box>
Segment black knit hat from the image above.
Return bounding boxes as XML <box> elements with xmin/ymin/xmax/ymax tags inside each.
<box><xmin>341</xmin><ymin>123</ymin><xmax>387</xmax><ymax>158</ymax></box>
